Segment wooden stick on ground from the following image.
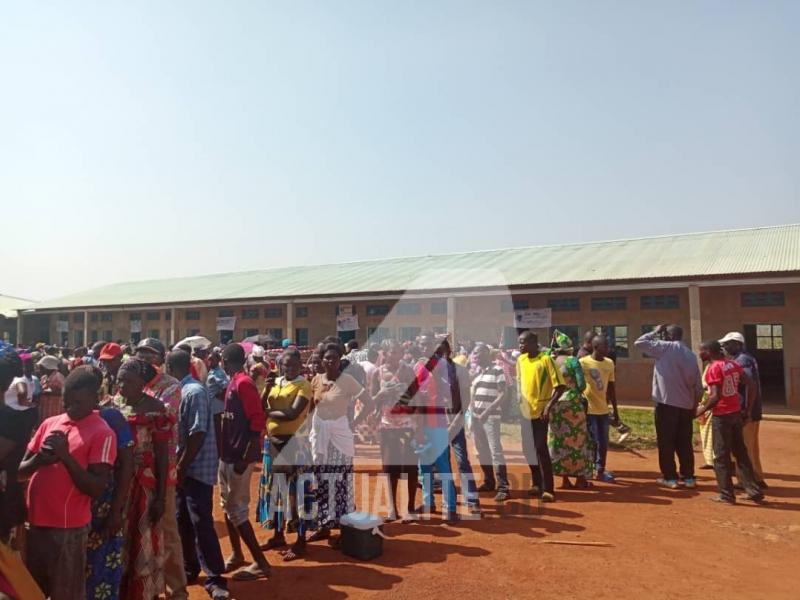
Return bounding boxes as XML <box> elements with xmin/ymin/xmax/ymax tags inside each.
<box><xmin>540</xmin><ymin>540</ymin><xmax>612</xmax><ymax>547</ymax></box>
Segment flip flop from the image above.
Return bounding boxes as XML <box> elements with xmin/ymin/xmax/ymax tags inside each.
<box><xmin>223</xmin><ymin>557</ymin><xmax>246</xmax><ymax>573</ymax></box>
<box><xmin>232</xmin><ymin>565</ymin><xmax>271</xmax><ymax>581</ymax></box>
<box><xmin>259</xmin><ymin>537</ymin><xmax>287</xmax><ymax>551</ymax></box>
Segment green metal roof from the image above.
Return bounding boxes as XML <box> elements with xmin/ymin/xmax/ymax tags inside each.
<box><xmin>29</xmin><ymin>224</ymin><xmax>800</xmax><ymax>311</ymax></box>
<box><xmin>0</xmin><ymin>295</ymin><xmax>35</xmax><ymax>319</ymax></box>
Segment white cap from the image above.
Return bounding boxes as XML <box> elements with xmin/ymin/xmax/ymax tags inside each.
<box><xmin>251</xmin><ymin>345</ymin><xmax>265</xmax><ymax>358</ymax></box>
<box><xmin>718</xmin><ymin>331</ymin><xmax>745</xmax><ymax>345</ymax></box>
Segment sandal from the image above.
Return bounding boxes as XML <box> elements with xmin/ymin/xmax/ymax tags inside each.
<box><xmin>259</xmin><ymin>537</ymin><xmax>287</xmax><ymax>551</ymax></box>
<box><xmin>307</xmin><ymin>528</ymin><xmax>331</xmax><ymax>543</ymax></box>
<box><xmin>283</xmin><ymin>543</ymin><xmax>306</xmax><ymax>562</ymax></box>
<box><xmin>223</xmin><ymin>556</ymin><xmax>246</xmax><ymax>573</ymax></box>
<box><xmin>231</xmin><ymin>563</ymin><xmax>271</xmax><ymax>581</ymax></box>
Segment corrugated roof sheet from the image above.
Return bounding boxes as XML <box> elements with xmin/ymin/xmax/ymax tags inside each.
<box><xmin>0</xmin><ymin>295</ymin><xmax>35</xmax><ymax>319</ymax></box>
<box><xmin>29</xmin><ymin>224</ymin><xmax>800</xmax><ymax>311</ymax></box>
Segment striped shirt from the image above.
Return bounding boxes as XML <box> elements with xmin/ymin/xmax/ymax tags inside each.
<box><xmin>470</xmin><ymin>365</ymin><xmax>507</xmax><ymax>416</ymax></box>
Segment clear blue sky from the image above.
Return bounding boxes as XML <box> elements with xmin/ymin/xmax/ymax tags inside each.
<box><xmin>2</xmin><ymin>1</ymin><xmax>799</xmax><ymax>301</ymax></box>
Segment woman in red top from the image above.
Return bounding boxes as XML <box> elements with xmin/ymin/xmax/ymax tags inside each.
<box><xmin>116</xmin><ymin>359</ymin><xmax>175</xmax><ymax>600</ymax></box>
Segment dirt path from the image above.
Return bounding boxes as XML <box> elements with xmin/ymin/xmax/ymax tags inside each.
<box><xmin>189</xmin><ymin>420</ymin><xmax>800</xmax><ymax>600</ymax></box>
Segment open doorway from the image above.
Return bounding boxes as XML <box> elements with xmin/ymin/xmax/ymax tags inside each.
<box><xmin>743</xmin><ymin>324</ymin><xmax>785</xmax><ymax>406</ymax></box>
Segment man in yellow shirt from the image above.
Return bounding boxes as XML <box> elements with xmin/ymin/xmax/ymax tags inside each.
<box><xmin>579</xmin><ymin>334</ymin><xmax>619</xmax><ymax>483</ymax></box>
<box><xmin>516</xmin><ymin>331</ymin><xmax>565</xmax><ymax>502</ymax></box>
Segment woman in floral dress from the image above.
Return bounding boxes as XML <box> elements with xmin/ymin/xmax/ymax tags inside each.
<box><xmin>86</xmin><ymin>398</ymin><xmax>135</xmax><ymax>600</ymax></box>
<box><xmin>547</xmin><ymin>331</ymin><xmax>594</xmax><ymax>489</ymax></box>
<box><xmin>115</xmin><ymin>359</ymin><xmax>175</xmax><ymax>600</ymax></box>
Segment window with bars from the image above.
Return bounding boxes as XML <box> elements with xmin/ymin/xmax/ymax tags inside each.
<box><xmin>90</xmin><ymin>313</ymin><xmax>99</xmax><ymax>323</ymax></box>
<box><xmin>430</xmin><ymin>301</ymin><xmax>448</xmax><ymax>315</ymax></box>
<box><xmin>593</xmin><ymin>325</ymin><xmax>629</xmax><ymax>358</ymax></box>
<box><xmin>73</xmin><ymin>313</ymin><xmax>84</xmax><ymax>323</ymax></box>
<box><xmin>640</xmin><ymin>295</ymin><xmax>680</xmax><ymax>310</ymax></box>
<box><xmin>591</xmin><ymin>297</ymin><xmax>627</xmax><ymax>311</ymax></box>
<box><xmin>100</xmin><ymin>313</ymin><xmax>113</xmax><ymax>322</ymax></box>
<box><xmin>148</xmin><ymin>329</ymin><xmax>160</xmax><ymax>339</ymax></box>
<box><xmin>242</xmin><ymin>309</ymin><xmax>260</xmax><ymax>319</ymax></box>
<box><xmin>103</xmin><ymin>330</ymin><xmax>113</xmax><ymax>340</ymax></box>
<box><xmin>295</xmin><ymin>328</ymin><xmax>309</xmax><ymax>346</ymax></box>
<box><xmin>400</xmin><ymin>326</ymin><xmax>421</xmax><ymax>341</ymax></box>
<box><xmin>296</xmin><ymin>306</ymin><xmax>309</xmax><ymax>318</ymax></box>
<box><xmin>742</xmin><ymin>292</ymin><xmax>785</xmax><ymax>307</ymax></box>
<box><xmin>146</xmin><ymin>312</ymin><xmax>160</xmax><ymax>321</ymax></box>
<box><xmin>244</xmin><ymin>328</ymin><xmax>259</xmax><ymax>338</ymax></box>
<box><xmin>185</xmin><ymin>311</ymin><xmax>201</xmax><ymax>321</ymax></box>
<box><xmin>187</xmin><ymin>328</ymin><xmax>201</xmax><ymax>337</ymax></box>
<box><xmin>368</xmin><ymin>327</ymin><xmax>391</xmax><ymax>342</ymax></box>
<box><xmin>396</xmin><ymin>303</ymin><xmax>421</xmax><ymax>315</ymax></box>
<box><xmin>265</xmin><ymin>307</ymin><xmax>283</xmax><ymax>319</ymax></box>
<box><xmin>366</xmin><ymin>304</ymin><xmax>390</xmax><ymax>317</ymax></box>
<box><xmin>501</xmin><ymin>299</ymin><xmax>529</xmax><ymax>313</ymax></box>
<box><xmin>129</xmin><ymin>313</ymin><xmax>142</xmax><ymax>321</ymax></box>
<box><xmin>90</xmin><ymin>330</ymin><xmax>98</xmax><ymax>343</ymax></box>
<box><xmin>218</xmin><ymin>309</ymin><xmax>234</xmax><ymax>318</ymax></box>
<box><xmin>165</xmin><ymin>311</ymin><xmax>172</xmax><ymax>321</ymax></box>
<box><xmin>266</xmin><ymin>328</ymin><xmax>283</xmax><ymax>340</ymax></box>
<box><xmin>755</xmin><ymin>324</ymin><xmax>783</xmax><ymax>350</ymax></box>
<box><xmin>548</xmin><ymin>298</ymin><xmax>580</xmax><ymax>312</ymax></box>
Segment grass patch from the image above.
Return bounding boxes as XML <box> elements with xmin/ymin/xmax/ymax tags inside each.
<box><xmin>499</xmin><ymin>407</ymin><xmax>698</xmax><ymax>451</ymax></box>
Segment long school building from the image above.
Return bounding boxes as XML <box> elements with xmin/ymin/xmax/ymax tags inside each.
<box><xmin>16</xmin><ymin>224</ymin><xmax>800</xmax><ymax>411</ymax></box>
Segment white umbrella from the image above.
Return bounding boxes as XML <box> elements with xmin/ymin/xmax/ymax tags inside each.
<box><xmin>174</xmin><ymin>335</ymin><xmax>212</xmax><ymax>350</ymax></box>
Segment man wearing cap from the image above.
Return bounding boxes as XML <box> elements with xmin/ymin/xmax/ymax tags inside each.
<box><xmin>98</xmin><ymin>342</ymin><xmax>124</xmax><ymax>406</ymax></box>
<box><xmin>134</xmin><ymin>338</ymin><xmax>188</xmax><ymax>600</ymax></box>
<box><xmin>249</xmin><ymin>345</ymin><xmax>270</xmax><ymax>398</ymax></box>
<box><xmin>37</xmin><ymin>355</ymin><xmax>65</xmax><ymax>421</ymax></box>
<box><xmin>719</xmin><ymin>331</ymin><xmax>766</xmax><ymax>488</ymax></box>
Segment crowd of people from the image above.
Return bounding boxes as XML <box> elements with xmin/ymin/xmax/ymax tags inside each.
<box><xmin>0</xmin><ymin>323</ymin><xmax>768</xmax><ymax>599</ymax></box>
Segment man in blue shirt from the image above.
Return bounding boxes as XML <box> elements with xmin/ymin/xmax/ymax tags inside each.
<box><xmin>634</xmin><ymin>325</ymin><xmax>703</xmax><ymax>489</ymax></box>
<box><xmin>167</xmin><ymin>351</ymin><xmax>229</xmax><ymax>600</ymax></box>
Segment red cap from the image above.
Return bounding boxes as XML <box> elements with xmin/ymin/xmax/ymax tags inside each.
<box><xmin>98</xmin><ymin>343</ymin><xmax>123</xmax><ymax>361</ymax></box>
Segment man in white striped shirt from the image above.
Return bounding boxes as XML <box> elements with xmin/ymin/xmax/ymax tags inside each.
<box><xmin>469</xmin><ymin>345</ymin><xmax>511</xmax><ymax>502</ymax></box>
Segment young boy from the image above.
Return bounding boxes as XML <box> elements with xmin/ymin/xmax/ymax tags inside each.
<box><xmin>579</xmin><ymin>335</ymin><xmax>620</xmax><ymax>483</ymax></box>
<box><xmin>696</xmin><ymin>340</ymin><xmax>764</xmax><ymax>505</ymax></box>
<box><xmin>19</xmin><ymin>368</ymin><xmax>116</xmax><ymax>600</ymax></box>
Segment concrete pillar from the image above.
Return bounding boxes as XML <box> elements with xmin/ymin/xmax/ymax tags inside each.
<box><xmin>83</xmin><ymin>311</ymin><xmax>89</xmax><ymax>347</ymax></box>
<box><xmin>170</xmin><ymin>307</ymin><xmax>176</xmax><ymax>346</ymax></box>
<box><xmin>688</xmin><ymin>284</ymin><xmax>702</xmax><ymax>356</ymax></box>
<box><xmin>446</xmin><ymin>296</ymin><xmax>456</xmax><ymax>342</ymax></box>
<box><xmin>286</xmin><ymin>301</ymin><xmax>294</xmax><ymax>344</ymax></box>
<box><xmin>16</xmin><ymin>313</ymin><xmax>24</xmax><ymax>346</ymax></box>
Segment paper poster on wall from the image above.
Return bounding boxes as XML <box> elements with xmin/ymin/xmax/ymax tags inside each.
<box><xmin>56</xmin><ymin>320</ymin><xmax>70</xmax><ymax>333</ymax></box>
<box><xmin>513</xmin><ymin>308</ymin><xmax>552</xmax><ymax>329</ymax></box>
<box><xmin>216</xmin><ymin>316</ymin><xmax>237</xmax><ymax>331</ymax></box>
<box><xmin>130</xmin><ymin>320</ymin><xmax>142</xmax><ymax>334</ymax></box>
<box><xmin>336</xmin><ymin>314</ymin><xmax>359</xmax><ymax>332</ymax></box>
<box><xmin>338</xmin><ymin>304</ymin><xmax>353</xmax><ymax>317</ymax></box>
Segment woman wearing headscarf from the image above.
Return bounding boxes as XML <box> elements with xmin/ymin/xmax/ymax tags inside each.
<box><xmin>115</xmin><ymin>359</ymin><xmax>175</xmax><ymax>600</ymax></box>
<box><xmin>547</xmin><ymin>331</ymin><xmax>593</xmax><ymax>489</ymax></box>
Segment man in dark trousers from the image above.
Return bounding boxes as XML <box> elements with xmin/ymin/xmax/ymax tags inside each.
<box><xmin>634</xmin><ymin>325</ymin><xmax>703</xmax><ymax>489</ymax></box>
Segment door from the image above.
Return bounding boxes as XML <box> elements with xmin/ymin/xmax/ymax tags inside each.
<box><xmin>744</xmin><ymin>324</ymin><xmax>785</xmax><ymax>406</ymax></box>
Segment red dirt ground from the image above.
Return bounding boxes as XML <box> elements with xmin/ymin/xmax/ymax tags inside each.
<box><xmin>189</xmin><ymin>420</ymin><xmax>800</xmax><ymax>600</ymax></box>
